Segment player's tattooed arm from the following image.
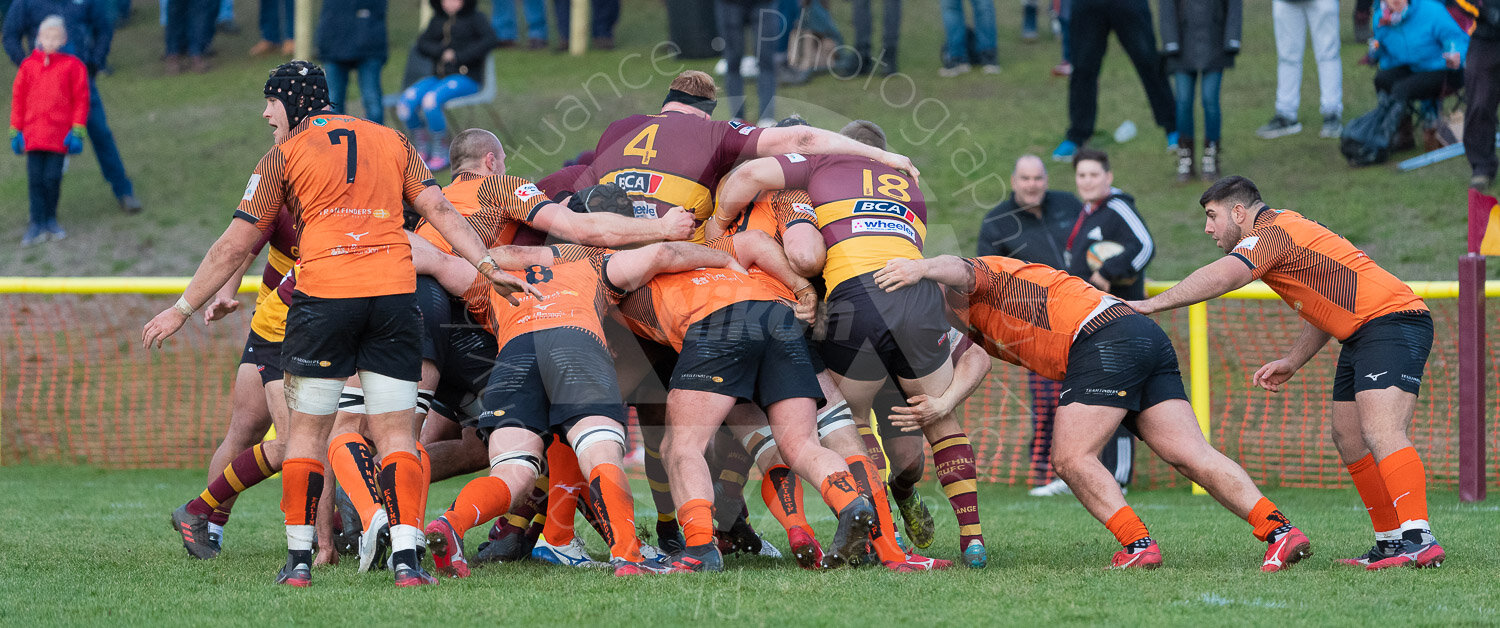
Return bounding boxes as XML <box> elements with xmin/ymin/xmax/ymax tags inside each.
<box><xmin>410</xmin><ymin>232</ymin><xmax>481</xmax><ymax>296</ymax></box>
<box><xmin>1128</xmin><ymin>255</ymin><xmax>1252</xmax><ymax>314</ymax></box>
<box><xmin>142</xmin><ymin>219</ymin><xmax>262</xmax><ymax>348</ymax></box>
<box><xmin>874</xmin><ymin>255</ymin><xmax>976</xmax><ymax>294</ymax></box>
<box><xmin>604</xmin><ymin>242</ymin><xmax>741</xmax><ymax>293</ymax></box>
<box><xmin>1252</xmin><ymin>321</ymin><xmax>1332</xmax><ymax>393</ymax></box>
<box><xmin>708</xmin><ymin>158</ymin><xmax>786</xmax><ymax>240</ymax></box>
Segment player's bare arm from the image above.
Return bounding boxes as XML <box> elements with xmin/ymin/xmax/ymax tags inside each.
<box><xmin>531</xmin><ymin>201</ymin><xmax>695</xmax><ymax>245</ymax></box>
<box><xmin>486</xmin><ymin>244</ymin><xmax>560</xmax><ymax>269</ymax></box>
<box><xmin>706</xmin><ymin>158</ymin><xmax>786</xmax><ymax>240</ymax></box>
<box><xmin>142</xmin><ymin>219</ymin><xmax>262</xmax><ymax>348</ymax></box>
<box><xmin>782</xmin><ymin>222</ymin><xmax>826</xmax><ymax>278</ymax></box>
<box><xmin>409</xmin><ymin>232</ymin><xmax>483</xmax><ymax>297</ymax></box>
<box><xmin>756</xmin><ymin>126</ymin><xmax>920</xmax><ymax>182</ymax></box>
<box><xmin>412</xmin><ymin>186</ymin><xmax>541</xmax><ymax>303</ymax></box>
<box><xmin>201</xmin><ymin>252</ymin><xmax>256</xmax><ymax>323</ymax></box>
<box><xmin>889</xmin><ymin>338</ymin><xmax>993</xmax><ymax>431</ymax></box>
<box><xmin>723</xmin><ymin>230</ymin><xmax>817</xmax><ymax>321</ymax></box>
<box><xmin>604</xmin><ymin>242</ymin><xmax>739</xmax><ymax>292</ymax></box>
<box><xmin>1128</xmin><ymin>255</ymin><xmax>1252</xmax><ymax>314</ymax></box>
<box><xmin>1253</xmin><ymin>321</ymin><xmax>1333</xmax><ymax>393</ymax></box>
<box><xmin>874</xmin><ymin>255</ymin><xmax>976</xmax><ymax>294</ymax></box>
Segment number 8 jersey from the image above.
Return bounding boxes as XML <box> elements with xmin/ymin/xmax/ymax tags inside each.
<box><xmin>235</xmin><ymin>113</ymin><xmax>437</xmax><ymax>299</ymax></box>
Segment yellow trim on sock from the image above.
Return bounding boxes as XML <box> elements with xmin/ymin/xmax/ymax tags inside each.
<box><xmin>958</xmin><ymin>523</ymin><xmax>983</xmax><ymax>536</ymax></box>
<box><xmin>931</xmin><ymin>435</ymin><xmax>971</xmax><ymax>453</ymax></box>
<box><xmin>648</xmin><ymin>480</ymin><xmax>672</xmax><ymax>492</ymax></box>
<box><xmin>657</xmin><ymin>513</ymin><xmax>676</xmax><ymax>523</ymax></box>
<box><xmin>644</xmin><ymin>448</ymin><xmax>662</xmax><ymax>460</ymax></box>
<box><xmin>224</xmin><ymin>465</ymin><xmax>246</xmax><ymax>493</ymax></box>
<box><xmin>941</xmin><ymin>479</ymin><xmax>978</xmax><ymax>499</ymax></box>
<box><xmin>501</xmin><ymin>513</ymin><xmax>527</xmax><ymax>528</ymax></box>
<box><xmin>198</xmin><ymin>489</ymin><xmax>220</xmax><ymax>510</ymax></box>
<box><xmin>717</xmin><ymin>471</ymin><xmax>747</xmax><ymax>485</ymax></box>
<box><xmin>251</xmin><ymin>444</ymin><xmax>274</xmax><ymax>476</ymax></box>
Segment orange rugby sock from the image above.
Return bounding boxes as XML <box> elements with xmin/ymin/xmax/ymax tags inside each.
<box><xmin>414</xmin><ymin>442</ymin><xmax>431</xmax><ymax>520</ymax></box>
<box><xmin>443</xmin><ymin>475</ymin><xmax>512</xmax><ymax>537</ymax></box>
<box><xmin>817</xmin><ymin>470</ymin><xmax>862</xmax><ymax>513</ymax></box>
<box><xmin>279</xmin><ymin>458</ymin><xmax>325</xmax><ymax>527</ymax></box>
<box><xmin>543</xmin><ymin>442</ymin><xmax>586</xmax><ymax>546</ymax></box>
<box><xmin>378</xmin><ymin>451</ymin><xmax>427</xmax><ymax>530</ymax></box>
<box><xmin>327</xmin><ymin>432</ymin><xmax>383</xmax><ymax>528</ymax></box>
<box><xmin>760</xmin><ymin>464</ymin><xmax>814</xmax><ymax>537</ymax></box>
<box><xmin>1346</xmin><ymin>454</ymin><xmax>1400</xmax><ymax>534</ymax></box>
<box><xmin>846</xmin><ymin>455</ymin><xmax>906</xmax><ymax>562</ymax></box>
<box><xmin>1246</xmin><ymin>497</ymin><xmax>1293</xmax><ymax>542</ymax></box>
<box><xmin>1377</xmin><ymin>447</ymin><xmax>1430</xmax><ymax>528</ymax></box>
<box><xmin>678</xmin><ymin>498</ymin><xmax>715</xmax><ymax>548</ymax></box>
<box><xmin>1105</xmin><ymin>506</ymin><xmax>1150</xmax><ymax>548</ymax></box>
<box><xmin>589</xmin><ymin>463</ymin><xmax>644</xmax><ymax>562</ymax></box>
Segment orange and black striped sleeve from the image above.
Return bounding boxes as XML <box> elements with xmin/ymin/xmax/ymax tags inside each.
<box><xmin>234</xmin><ymin>147</ymin><xmax>288</xmax><ymax>233</ymax></box>
<box><xmin>550</xmin><ymin>243</ymin><xmax>609</xmax><ymax>263</ymax></box>
<box><xmin>477</xmin><ymin>176</ymin><xmax>550</xmax><ymax>224</ymax></box>
<box><xmin>1230</xmin><ymin>225</ymin><xmax>1296</xmax><ymax>280</ymax></box>
<box><xmin>400</xmin><ymin>133</ymin><xmax>439</xmax><ymax>203</ymax></box>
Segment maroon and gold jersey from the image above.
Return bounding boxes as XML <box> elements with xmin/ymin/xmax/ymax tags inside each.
<box><xmin>587</xmin><ymin>112</ymin><xmax>763</xmax><ymax>241</ymax></box>
<box><xmin>955</xmin><ymin>256</ymin><xmax>1116</xmax><ymax>381</ymax></box>
<box><xmin>418</xmin><ymin>171</ymin><xmax>551</xmax><ymax>253</ymax></box>
<box><xmin>235</xmin><ymin>113</ymin><xmax>435</xmax><ymax>299</ymax></box>
<box><xmin>775</xmin><ymin>154</ymin><xmax>928</xmax><ymax>291</ymax></box>
<box><xmin>725</xmin><ymin>189</ymin><xmax>818</xmax><ymax>244</ymax></box>
<box><xmin>1230</xmin><ymin>209</ymin><xmax>1427</xmax><ymax>340</ymax></box>
<box><xmin>248</xmin><ymin>209</ymin><xmax>298</xmax><ymax>342</ymax></box>
<box><xmin>617</xmin><ymin>265</ymin><xmax>781</xmax><ymax>351</ymax></box>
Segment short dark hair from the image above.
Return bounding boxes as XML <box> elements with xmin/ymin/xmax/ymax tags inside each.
<box><xmin>1072</xmin><ymin>148</ymin><xmax>1110</xmax><ymax>172</ymax></box>
<box><xmin>1199</xmin><ymin>175</ymin><xmax>1262</xmax><ymax>208</ymax></box>
<box><xmin>839</xmin><ymin>120</ymin><xmax>886</xmax><ymax>150</ymax></box>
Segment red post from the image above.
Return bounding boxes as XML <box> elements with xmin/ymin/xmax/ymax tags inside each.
<box><xmin>1459</xmin><ymin>187</ymin><xmax>1490</xmax><ymax>502</ymax></box>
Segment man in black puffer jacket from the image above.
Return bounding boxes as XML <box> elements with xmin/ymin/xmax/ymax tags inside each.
<box><xmin>318</xmin><ymin>0</ymin><xmax>389</xmax><ymax>124</ymax></box>
<box><xmin>397</xmin><ymin>0</ymin><xmax>499</xmax><ymax>171</ymax></box>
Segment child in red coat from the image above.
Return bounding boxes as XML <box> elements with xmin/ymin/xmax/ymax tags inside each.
<box><xmin>10</xmin><ymin>15</ymin><xmax>89</xmax><ymax>245</ymax></box>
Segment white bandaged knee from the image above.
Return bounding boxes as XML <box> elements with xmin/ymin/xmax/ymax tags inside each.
<box><xmin>570</xmin><ymin>424</ymin><xmax>627</xmax><ymax>457</ymax></box>
<box><xmin>360</xmin><ymin>371</ymin><xmax>419</xmax><ymax>414</ymax></box>
<box><xmin>740</xmin><ymin>425</ymin><xmax>776</xmax><ymax>463</ymax></box>
<box><xmin>489</xmin><ymin>450</ymin><xmax>544</xmax><ymax>476</ymax></box>
<box><xmin>816</xmin><ymin>400</ymin><xmax>855</xmax><ymax>440</ymax></box>
<box><xmin>339</xmin><ymin>386</ymin><xmax>365</xmax><ymax>414</ymax></box>
<box><xmin>284</xmin><ymin>375</ymin><xmax>344</xmax><ymax>415</ymax></box>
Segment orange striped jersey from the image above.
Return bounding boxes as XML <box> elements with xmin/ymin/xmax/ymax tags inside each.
<box><xmin>774</xmin><ymin>154</ymin><xmax>928</xmax><ymax>291</ymax></box>
<box><xmin>248</xmin><ymin>209</ymin><xmax>298</xmax><ymax>342</ymax></box>
<box><xmin>235</xmin><ymin>113</ymin><xmax>435</xmax><ymax>299</ymax></box>
<box><xmin>587</xmin><ymin>112</ymin><xmax>763</xmax><ymax>241</ymax></box>
<box><xmin>703</xmin><ymin>235</ymin><xmax>796</xmax><ymax>302</ymax></box>
<box><xmin>725</xmin><ymin>189</ymin><xmax>819</xmax><ymax>244</ymax></box>
<box><xmin>417</xmin><ymin>171</ymin><xmax>552</xmax><ymax>252</ymax></box>
<box><xmin>617</xmin><ymin>263</ymin><xmax>782</xmax><ymax>351</ymax></box>
<box><xmin>483</xmin><ymin>245</ymin><xmax>626</xmax><ymax>347</ymax></box>
<box><xmin>1230</xmin><ymin>208</ymin><xmax>1428</xmax><ymax>340</ymax></box>
<box><xmin>953</xmin><ymin>256</ymin><xmax>1116</xmax><ymax>381</ymax></box>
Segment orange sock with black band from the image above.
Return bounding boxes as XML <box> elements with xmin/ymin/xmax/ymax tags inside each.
<box><xmin>1247</xmin><ymin>497</ymin><xmax>1294</xmax><ymax>542</ymax></box>
<box><xmin>1105</xmin><ymin>506</ymin><xmax>1150</xmax><ymax>548</ymax></box>
<box><xmin>678</xmin><ymin>498</ymin><xmax>716</xmax><ymax>547</ymax></box>
<box><xmin>327</xmin><ymin>432</ymin><xmax>384</xmax><ymax>528</ymax></box>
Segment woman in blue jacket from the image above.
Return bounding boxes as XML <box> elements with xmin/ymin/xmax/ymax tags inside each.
<box><xmin>1368</xmin><ymin>0</ymin><xmax>1467</xmax><ymax>106</ymax></box>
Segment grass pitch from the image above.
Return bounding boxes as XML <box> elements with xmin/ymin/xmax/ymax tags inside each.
<box><xmin>1</xmin><ymin>465</ymin><xmax>1494</xmax><ymax>626</ymax></box>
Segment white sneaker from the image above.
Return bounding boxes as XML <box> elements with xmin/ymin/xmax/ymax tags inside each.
<box><xmin>357</xmin><ymin>508</ymin><xmax>390</xmax><ymax>572</ymax></box>
<box><xmin>755</xmin><ymin>534</ymin><xmax>783</xmax><ymax>558</ymax></box>
<box><xmin>1028</xmin><ymin>478</ymin><xmax>1073</xmax><ymax>497</ymax></box>
<box><xmin>938</xmin><ymin>63</ymin><xmax>971</xmax><ymax>78</ymax></box>
<box><xmin>531</xmin><ymin>535</ymin><xmax>607</xmax><ymax>568</ymax></box>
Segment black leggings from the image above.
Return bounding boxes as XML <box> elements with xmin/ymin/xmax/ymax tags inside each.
<box><xmin>1374</xmin><ymin>66</ymin><xmax>1462</xmax><ymax>103</ymax></box>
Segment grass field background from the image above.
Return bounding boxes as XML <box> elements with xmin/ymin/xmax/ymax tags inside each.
<box><xmin>0</xmin><ymin>465</ymin><xmax>1495</xmax><ymax>625</ymax></box>
<box><xmin>0</xmin><ymin>0</ymin><xmax>1485</xmax><ymax>279</ymax></box>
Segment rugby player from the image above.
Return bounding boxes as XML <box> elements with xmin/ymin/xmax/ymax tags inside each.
<box><xmin>876</xmin><ymin>254</ymin><xmax>1314</xmax><ymax>571</ymax></box>
<box><xmin>425</xmin><ymin>241</ymin><xmax>744</xmax><ymax>577</ymax></box>
<box><xmin>143</xmin><ymin>61</ymin><xmax>536</xmax><ymax>587</ymax></box>
<box><xmin>1129</xmin><ymin>176</ymin><xmax>1443</xmax><ymax>570</ymax></box>
<box><xmin>711</xmin><ymin>120</ymin><xmax>990</xmax><ymax>568</ymax></box>
<box><xmin>572</xmin><ymin>70</ymin><xmax>918</xmax><ymax>242</ymax></box>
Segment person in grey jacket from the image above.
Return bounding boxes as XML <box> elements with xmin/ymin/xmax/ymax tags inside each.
<box><xmin>1160</xmin><ymin>0</ymin><xmax>1241</xmax><ymax>183</ymax></box>
<box><xmin>317</xmin><ymin>0</ymin><xmax>388</xmax><ymax>124</ymax></box>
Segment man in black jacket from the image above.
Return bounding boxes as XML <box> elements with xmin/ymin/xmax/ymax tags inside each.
<box><xmin>1065</xmin><ymin>148</ymin><xmax>1154</xmax><ymax>300</ymax></box>
<box><xmin>1465</xmin><ymin>2</ymin><xmax>1500</xmax><ymax>190</ymax></box>
<box><xmin>977</xmin><ymin>154</ymin><xmax>1135</xmax><ymax>496</ymax></box>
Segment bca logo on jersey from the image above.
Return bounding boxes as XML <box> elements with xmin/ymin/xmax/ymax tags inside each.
<box><xmin>614</xmin><ymin>171</ymin><xmax>664</xmax><ymax>195</ymax></box>
<box><xmin>851</xmin><ymin>218</ymin><xmax>917</xmax><ymax>241</ymax></box>
<box><xmin>852</xmin><ymin>199</ymin><xmax>916</xmax><ymax>222</ymax></box>
<box><xmin>514</xmin><ymin>183</ymin><xmax>544</xmax><ymax>202</ymax></box>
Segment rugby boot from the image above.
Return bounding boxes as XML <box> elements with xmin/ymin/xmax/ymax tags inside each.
<box><xmin>883</xmin><ymin>553</ymin><xmax>954</xmax><ymax>572</ymax></box>
<box><xmin>1110</xmin><ymin>538</ymin><xmax>1162</xmax><ymax>570</ymax></box>
<box><xmin>274</xmin><ymin>555</ymin><xmax>312</xmax><ymax>587</ymax></box>
<box><xmin>172</xmin><ymin>503</ymin><xmax>220</xmax><ymax>559</ymax></box>
<box><xmin>656</xmin><ymin>519</ymin><xmax>686</xmax><ymax>555</ymax></box>
<box><xmin>1367</xmin><ymin>530</ymin><xmax>1445</xmax><ymax>570</ymax></box>
<box><xmin>611</xmin><ymin>557</ymin><xmax>670</xmax><ymax>576</ymax></box>
<box><xmin>823</xmin><ymin>495</ymin><xmax>876</xmax><ymax>568</ymax></box>
<box><xmin>331</xmin><ymin>486</ymin><xmax>361</xmax><ymax>556</ymax></box>
<box><xmin>392</xmin><ymin>549</ymin><xmax>438</xmax><ymax>587</ymax></box>
<box><xmin>786</xmin><ymin>526</ymin><xmax>824</xmax><ymax>570</ymax></box>
<box><xmin>532</xmin><ymin>536</ymin><xmax>607</xmax><ymax>568</ymax></box>
<box><xmin>717</xmin><ymin>515</ymin><xmax>763</xmax><ymax>556</ymax></box>
<box><xmin>1336</xmin><ymin>541</ymin><xmax>1400</xmax><ymax>567</ymax></box>
<box><xmin>963</xmin><ymin>539</ymin><xmax>989</xmax><ymax>569</ymax></box>
<box><xmin>1261</xmin><ymin>526</ymin><xmax>1312</xmax><ymax>572</ymax></box>
<box><xmin>667</xmin><ymin>543</ymin><xmax>725</xmax><ymax>573</ymax></box>
<box><xmin>424</xmin><ymin>516</ymin><xmax>470</xmax><ymax>578</ymax></box>
<box><xmin>358</xmin><ymin>508</ymin><xmax>390</xmax><ymax>572</ymax></box>
<box><xmin>895</xmin><ymin>491</ymin><xmax>935</xmax><ymax>549</ymax></box>
<box><xmin>474</xmin><ymin>518</ymin><xmax>536</xmax><ymax>564</ymax></box>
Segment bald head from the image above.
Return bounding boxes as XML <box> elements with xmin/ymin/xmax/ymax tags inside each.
<box><xmin>450</xmin><ymin>128</ymin><xmax>504</xmax><ymax>175</ymax></box>
<box><xmin>1010</xmin><ymin>154</ymin><xmax>1048</xmax><ymax>210</ymax></box>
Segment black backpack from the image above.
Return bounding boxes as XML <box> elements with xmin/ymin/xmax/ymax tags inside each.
<box><xmin>1341</xmin><ymin>94</ymin><xmax>1404</xmax><ymax>167</ymax></box>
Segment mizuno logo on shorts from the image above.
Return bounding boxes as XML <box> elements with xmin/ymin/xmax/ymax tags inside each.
<box><xmin>1364</xmin><ymin>371</ymin><xmax>1387</xmax><ymax>381</ymax></box>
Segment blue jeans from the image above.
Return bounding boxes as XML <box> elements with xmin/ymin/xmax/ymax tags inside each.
<box><xmin>86</xmin><ymin>80</ymin><xmax>133</xmax><ymax>198</ymax></box>
<box><xmin>218</xmin><ymin>0</ymin><xmax>234</xmax><ymax>23</ymax></box>
<box><xmin>717</xmin><ymin>1</ymin><xmax>779</xmax><ymax>121</ymax></box>
<box><xmin>326</xmin><ymin>58</ymin><xmax>387</xmax><ymax>125</ymax></box>
<box><xmin>1174</xmin><ymin>70</ymin><xmax>1223</xmax><ymax>142</ymax></box>
<box><xmin>492</xmin><ymin>0</ymin><xmax>549</xmax><ymax>41</ymax></box>
<box><xmin>27</xmin><ymin>151</ymin><xmax>65</xmax><ymax>228</ymax></box>
<box><xmin>259</xmin><ymin>0</ymin><xmax>293</xmax><ymax>42</ymax></box>
<box><xmin>165</xmin><ymin>0</ymin><xmax>215</xmax><ymax>56</ymax></box>
<box><xmin>940</xmin><ymin>0</ymin><xmax>997</xmax><ymax>66</ymax></box>
<box><xmin>398</xmin><ymin>75</ymin><xmax>481</xmax><ymax>134</ymax></box>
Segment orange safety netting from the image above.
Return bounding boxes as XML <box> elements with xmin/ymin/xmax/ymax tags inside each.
<box><xmin>3</xmin><ymin>294</ymin><xmax>1498</xmax><ymax>489</ymax></box>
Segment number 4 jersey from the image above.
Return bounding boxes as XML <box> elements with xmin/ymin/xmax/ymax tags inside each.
<box><xmin>236</xmin><ymin>113</ymin><xmax>436</xmax><ymax>299</ymax></box>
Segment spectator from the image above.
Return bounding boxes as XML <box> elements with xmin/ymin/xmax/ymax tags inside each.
<box><xmin>317</xmin><ymin>0</ymin><xmax>388</xmax><ymax>124</ymax></box>
<box><xmin>10</xmin><ymin>16</ymin><xmax>88</xmax><ymax>245</ymax></box>
<box><xmin>852</xmin><ymin>0</ymin><xmax>900</xmax><ymax>75</ymax></box>
<box><xmin>1463</xmin><ymin>0</ymin><xmax>1500</xmax><ymax>189</ymax></box>
<box><xmin>398</xmin><ymin>0</ymin><xmax>497</xmax><ymax>171</ymax></box>
<box><xmin>4</xmin><ymin>0</ymin><xmax>141</xmax><ymax>213</ymax></box>
<box><xmin>1065</xmin><ymin>148</ymin><xmax>1153</xmax><ymax>300</ymax></box>
<box><xmin>1258</xmin><ymin>0</ymin><xmax>1343</xmax><ymax>140</ymax></box>
<box><xmin>491</xmin><ymin>0</ymin><xmax>548</xmax><ymax>49</ymax></box>
<box><xmin>1050</xmin><ymin>0</ymin><xmax>1177</xmax><ymax>162</ymax></box>
<box><xmin>1160</xmin><ymin>0</ymin><xmax>1241</xmax><ymax>183</ymax></box>
<box><xmin>163</xmin><ymin>0</ymin><xmax>215</xmax><ymax>73</ymax></box>
<box><xmin>939</xmin><ymin>0</ymin><xmax>998</xmax><ymax>77</ymax></box>
<box><xmin>216</xmin><ymin>0</ymin><xmax>239</xmax><ymax>34</ymax></box>
<box><xmin>1354</xmin><ymin>0</ymin><xmax>1375</xmax><ymax>43</ymax></box>
<box><xmin>1052</xmin><ymin>0</ymin><xmax>1072</xmax><ymax>76</ymax></box>
<box><xmin>1367</xmin><ymin>0</ymin><xmax>1467</xmax><ymax>148</ymax></box>
<box><xmin>249</xmin><ymin>0</ymin><xmax>295</xmax><ymax>56</ymax></box>
<box><xmin>554</xmin><ymin>0</ymin><xmax>618</xmax><ymax>50</ymax></box>
<box><xmin>716</xmin><ymin>0</ymin><xmax>778</xmax><ymax>124</ymax></box>
<box><xmin>1021</xmin><ymin>0</ymin><xmax>1038</xmax><ymax>41</ymax></box>
<box><xmin>975</xmin><ymin>155</ymin><xmax>1133</xmax><ymax>497</ymax></box>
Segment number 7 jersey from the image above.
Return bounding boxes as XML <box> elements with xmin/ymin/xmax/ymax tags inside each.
<box><xmin>235</xmin><ymin>113</ymin><xmax>437</xmax><ymax>299</ymax></box>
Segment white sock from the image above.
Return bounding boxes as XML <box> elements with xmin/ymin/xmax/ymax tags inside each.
<box><xmin>390</xmin><ymin>523</ymin><xmax>423</xmax><ymax>554</ymax></box>
<box><xmin>286</xmin><ymin>524</ymin><xmax>315</xmax><ymax>552</ymax></box>
<box><xmin>208</xmin><ymin>523</ymin><xmax>225</xmax><ymax>542</ymax></box>
<box><xmin>1374</xmin><ymin>529</ymin><xmax>1401</xmax><ymax>542</ymax></box>
<box><xmin>1399</xmin><ymin>519</ymin><xmax>1432</xmax><ymax>534</ymax></box>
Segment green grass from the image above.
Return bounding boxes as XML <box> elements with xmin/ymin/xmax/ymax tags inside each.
<box><xmin>0</xmin><ymin>465</ymin><xmax>1494</xmax><ymax>625</ymax></box>
<box><xmin>0</xmin><ymin>0</ymin><xmax>1484</xmax><ymax>279</ymax></box>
